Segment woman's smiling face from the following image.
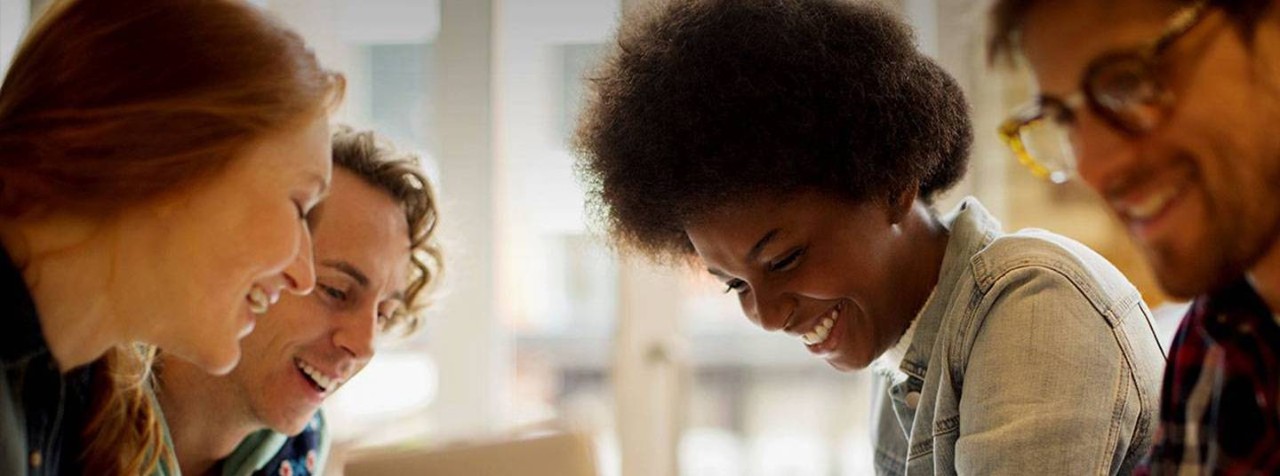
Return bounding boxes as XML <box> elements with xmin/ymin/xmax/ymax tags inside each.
<box><xmin>685</xmin><ymin>190</ymin><xmax>929</xmax><ymax>371</ymax></box>
<box><xmin>141</xmin><ymin>115</ymin><xmax>332</xmax><ymax>375</ymax></box>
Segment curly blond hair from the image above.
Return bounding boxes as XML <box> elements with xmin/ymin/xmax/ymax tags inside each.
<box><xmin>331</xmin><ymin>124</ymin><xmax>443</xmax><ymax>334</ymax></box>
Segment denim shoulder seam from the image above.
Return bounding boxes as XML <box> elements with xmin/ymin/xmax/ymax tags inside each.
<box><xmin>972</xmin><ymin>252</ymin><xmax>1138</xmax><ymax>329</ymax></box>
<box><xmin>947</xmin><ymin>261</ymin><xmax>1135</xmax><ymax>384</ymax></box>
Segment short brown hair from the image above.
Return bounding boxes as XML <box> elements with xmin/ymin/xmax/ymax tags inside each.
<box><xmin>331</xmin><ymin>125</ymin><xmax>443</xmax><ymax>335</ymax></box>
<box><xmin>987</xmin><ymin>0</ymin><xmax>1272</xmax><ymax>66</ymax></box>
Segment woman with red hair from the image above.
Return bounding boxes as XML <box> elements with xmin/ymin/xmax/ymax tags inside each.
<box><xmin>0</xmin><ymin>0</ymin><xmax>344</xmax><ymax>473</ymax></box>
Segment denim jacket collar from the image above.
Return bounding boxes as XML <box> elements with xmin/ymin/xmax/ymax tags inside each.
<box><xmin>898</xmin><ymin>197</ymin><xmax>1001</xmax><ymax>380</ymax></box>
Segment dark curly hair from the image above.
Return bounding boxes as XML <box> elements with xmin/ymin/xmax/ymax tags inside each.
<box><xmin>575</xmin><ymin>0</ymin><xmax>972</xmax><ymax>263</ymax></box>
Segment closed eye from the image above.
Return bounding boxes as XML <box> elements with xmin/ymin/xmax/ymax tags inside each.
<box><xmin>768</xmin><ymin>247</ymin><xmax>805</xmax><ymax>272</ymax></box>
<box><xmin>317</xmin><ymin>283</ymin><xmax>349</xmax><ymax>303</ymax></box>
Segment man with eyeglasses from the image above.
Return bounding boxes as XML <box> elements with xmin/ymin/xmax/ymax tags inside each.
<box><xmin>989</xmin><ymin>0</ymin><xmax>1280</xmax><ymax>473</ymax></box>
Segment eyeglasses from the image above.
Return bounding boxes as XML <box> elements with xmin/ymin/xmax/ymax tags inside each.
<box><xmin>998</xmin><ymin>1</ymin><xmax>1211</xmax><ymax>184</ymax></box>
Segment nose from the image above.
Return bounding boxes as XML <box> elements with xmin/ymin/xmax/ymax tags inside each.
<box><xmin>281</xmin><ymin>225</ymin><xmax>317</xmax><ymax>295</ymax></box>
<box><xmin>741</xmin><ymin>283</ymin><xmax>793</xmax><ymax>333</ymax></box>
<box><xmin>1072</xmin><ymin>109</ymin><xmax>1143</xmax><ymax>197</ymax></box>
<box><xmin>333</xmin><ymin>307</ymin><xmax>377</xmax><ymax>362</ymax></box>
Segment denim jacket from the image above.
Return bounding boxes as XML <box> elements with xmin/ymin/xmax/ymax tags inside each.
<box><xmin>0</xmin><ymin>246</ymin><xmax>90</xmax><ymax>476</ymax></box>
<box><xmin>871</xmin><ymin>198</ymin><xmax>1166</xmax><ymax>476</ymax></box>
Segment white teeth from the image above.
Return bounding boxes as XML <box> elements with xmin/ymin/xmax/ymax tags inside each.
<box><xmin>248</xmin><ymin>286</ymin><xmax>271</xmax><ymax>315</ymax></box>
<box><xmin>295</xmin><ymin>360</ymin><xmax>340</xmax><ymax>393</ymax></box>
<box><xmin>801</xmin><ymin>309</ymin><xmax>840</xmax><ymax>345</ymax></box>
<box><xmin>1124</xmin><ymin>185</ymin><xmax>1179</xmax><ymax>220</ymax></box>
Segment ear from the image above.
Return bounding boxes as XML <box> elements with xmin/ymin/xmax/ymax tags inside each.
<box><xmin>886</xmin><ymin>185</ymin><xmax>919</xmax><ymax>225</ymax></box>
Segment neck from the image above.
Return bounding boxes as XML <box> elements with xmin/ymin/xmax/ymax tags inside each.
<box><xmin>157</xmin><ymin>361</ymin><xmax>259</xmax><ymax>476</ymax></box>
<box><xmin>1248</xmin><ymin>236</ymin><xmax>1280</xmax><ymax>316</ymax></box>
<box><xmin>0</xmin><ymin>212</ymin><xmax>131</xmax><ymax>371</ymax></box>
<box><xmin>898</xmin><ymin>202</ymin><xmax>950</xmax><ymax>323</ymax></box>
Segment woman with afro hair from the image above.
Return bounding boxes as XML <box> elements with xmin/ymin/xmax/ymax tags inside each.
<box><xmin>575</xmin><ymin>0</ymin><xmax>1165</xmax><ymax>474</ymax></box>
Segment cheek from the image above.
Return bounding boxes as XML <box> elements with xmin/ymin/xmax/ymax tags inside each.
<box><xmin>237</xmin><ymin>306</ymin><xmax>317</xmax><ymax>373</ymax></box>
<box><xmin>797</xmin><ymin>245</ymin><xmax>885</xmax><ymax>300</ymax></box>
<box><xmin>197</xmin><ymin>196</ymin><xmax>302</xmax><ymax>276</ymax></box>
<box><xmin>256</xmin><ymin>202</ymin><xmax>303</xmax><ymax>245</ymax></box>
<box><xmin>236</xmin><ymin>318</ymin><xmax>278</xmax><ymax>355</ymax></box>
<box><xmin>1181</xmin><ymin>112</ymin><xmax>1279</xmax><ymax>217</ymax></box>
<box><xmin>245</xmin><ymin>210</ymin><xmax>305</xmax><ymax>270</ymax></box>
<box><xmin>784</xmin><ymin>269</ymin><xmax>850</xmax><ymax>301</ymax></box>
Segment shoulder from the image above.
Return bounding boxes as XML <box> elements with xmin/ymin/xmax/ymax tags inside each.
<box><xmin>948</xmin><ymin>235</ymin><xmax>1144</xmax><ymax>383</ymax></box>
<box><xmin>256</xmin><ymin>414</ymin><xmax>327</xmax><ymax>476</ymax></box>
<box><xmin>225</xmin><ymin>412</ymin><xmax>327</xmax><ymax>476</ymax></box>
<box><xmin>966</xmin><ymin>228</ymin><xmax>1142</xmax><ymax>324</ymax></box>
<box><xmin>940</xmin><ymin>229</ymin><xmax>1150</xmax><ymax>370</ymax></box>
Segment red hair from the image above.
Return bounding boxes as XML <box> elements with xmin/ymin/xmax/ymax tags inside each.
<box><xmin>0</xmin><ymin>0</ymin><xmax>344</xmax><ymax>216</ymax></box>
<box><xmin>0</xmin><ymin>0</ymin><xmax>344</xmax><ymax>473</ymax></box>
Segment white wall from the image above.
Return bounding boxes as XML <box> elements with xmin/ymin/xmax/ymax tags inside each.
<box><xmin>0</xmin><ymin>0</ymin><xmax>29</xmax><ymax>78</ymax></box>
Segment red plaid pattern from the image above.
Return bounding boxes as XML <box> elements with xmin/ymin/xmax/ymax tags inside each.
<box><xmin>1138</xmin><ymin>279</ymin><xmax>1280</xmax><ymax>475</ymax></box>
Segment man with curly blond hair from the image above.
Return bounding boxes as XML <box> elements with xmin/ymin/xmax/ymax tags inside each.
<box><xmin>156</xmin><ymin>125</ymin><xmax>443</xmax><ymax>476</ymax></box>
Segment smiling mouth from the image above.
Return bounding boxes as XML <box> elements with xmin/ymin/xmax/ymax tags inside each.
<box><xmin>294</xmin><ymin>358</ymin><xmax>341</xmax><ymax>394</ymax></box>
<box><xmin>247</xmin><ymin>285</ymin><xmax>280</xmax><ymax>315</ymax></box>
<box><xmin>800</xmin><ymin>305</ymin><xmax>840</xmax><ymax>346</ymax></box>
<box><xmin>1114</xmin><ymin>181</ymin><xmax>1185</xmax><ymax>222</ymax></box>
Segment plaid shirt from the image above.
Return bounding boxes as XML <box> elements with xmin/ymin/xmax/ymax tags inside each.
<box><xmin>1139</xmin><ymin>279</ymin><xmax>1280</xmax><ymax>475</ymax></box>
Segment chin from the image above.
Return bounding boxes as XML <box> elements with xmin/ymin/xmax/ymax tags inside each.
<box><xmin>1148</xmin><ymin>247</ymin><xmax>1242</xmax><ymax>299</ymax></box>
<box><xmin>271</xmin><ymin>410</ymin><xmax>319</xmax><ymax>436</ymax></box>
<box><xmin>176</xmin><ymin>345</ymin><xmax>242</xmax><ymax>376</ymax></box>
<box><xmin>825</xmin><ymin>354</ymin><xmax>869</xmax><ymax>373</ymax></box>
<box><xmin>1153</xmin><ymin>271</ymin><xmax>1215</xmax><ymax>300</ymax></box>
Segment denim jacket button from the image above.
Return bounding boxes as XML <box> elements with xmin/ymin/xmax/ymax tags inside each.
<box><xmin>906</xmin><ymin>391</ymin><xmax>921</xmax><ymax>409</ymax></box>
<box><xmin>29</xmin><ymin>451</ymin><xmax>42</xmax><ymax>468</ymax></box>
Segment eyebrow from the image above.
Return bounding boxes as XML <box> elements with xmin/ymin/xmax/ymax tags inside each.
<box><xmin>705</xmin><ymin>228</ymin><xmax>781</xmax><ymax>278</ymax></box>
<box><xmin>321</xmin><ymin>260</ymin><xmax>368</xmax><ymax>288</ymax></box>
